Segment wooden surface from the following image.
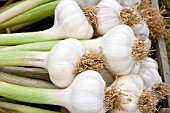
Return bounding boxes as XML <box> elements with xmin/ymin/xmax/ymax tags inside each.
<box><xmin>159</xmin><ymin>108</ymin><xmax>170</xmax><ymax>113</ymax></box>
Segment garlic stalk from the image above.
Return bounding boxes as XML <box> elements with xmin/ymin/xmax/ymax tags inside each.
<box><xmin>0</xmin><ymin>25</ymin><xmax>151</xmax><ymax>75</ymax></box>
<box><xmin>0</xmin><ymin>101</ymin><xmax>60</xmax><ymax>113</ymax></box>
<box><xmin>0</xmin><ymin>0</ymin><xmax>54</xmax><ymax>24</ymax></box>
<box><xmin>0</xmin><ymin>66</ymin><xmax>50</xmax><ymax>81</ymax></box>
<box><xmin>96</xmin><ymin>0</ymin><xmax>149</xmax><ymax>39</ymax></box>
<box><xmin>116</xmin><ymin>0</ymin><xmax>141</xmax><ymax>7</ymax></box>
<box><xmin>0</xmin><ymin>0</ymin><xmax>93</xmax><ymax>45</ymax></box>
<box><xmin>0</xmin><ymin>1</ymin><xmax>60</xmax><ymax>30</ymax></box>
<box><xmin>0</xmin><ymin>70</ymin><xmax>107</xmax><ymax>113</ymax></box>
<box><xmin>0</xmin><ymin>39</ymin><xmax>106</xmax><ymax>88</ymax></box>
<box><xmin>0</xmin><ymin>72</ymin><xmax>56</xmax><ymax>89</ymax></box>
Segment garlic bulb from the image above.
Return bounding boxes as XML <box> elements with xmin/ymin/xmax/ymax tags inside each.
<box><xmin>138</xmin><ymin>57</ymin><xmax>162</xmax><ymax>89</ymax></box>
<box><xmin>100</xmin><ymin>25</ymin><xmax>151</xmax><ymax>75</ymax></box>
<box><xmin>0</xmin><ymin>70</ymin><xmax>106</xmax><ymax>113</ymax></box>
<box><xmin>116</xmin><ymin>0</ymin><xmax>141</xmax><ymax>7</ymax></box>
<box><xmin>47</xmin><ymin>38</ymin><xmax>87</xmax><ymax>88</ymax></box>
<box><xmin>108</xmin><ymin>74</ymin><xmax>144</xmax><ymax>113</ymax></box>
<box><xmin>75</xmin><ymin>0</ymin><xmax>101</xmax><ymax>8</ymax></box>
<box><xmin>0</xmin><ymin>0</ymin><xmax>94</xmax><ymax>45</ymax></box>
<box><xmin>96</xmin><ymin>0</ymin><xmax>149</xmax><ymax>39</ymax></box>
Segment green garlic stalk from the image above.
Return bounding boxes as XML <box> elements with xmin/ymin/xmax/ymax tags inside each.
<box><xmin>0</xmin><ymin>66</ymin><xmax>50</xmax><ymax>81</ymax></box>
<box><xmin>0</xmin><ymin>70</ymin><xmax>106</xmax><ymax>113</ymax></box>
<box><xmin>0</xmin><ymin>1</ymin><xmax>59</xmax><ymax>30</ymax></box>
<box><xmin>0</xmin><ymin>101</ymin><xmax>60</xmax><ymax>113</ymax></box>
<box><xmin>0</xmin><ymin>0</ymin><xmax>24</xmax><ymax>13</ymax></box>
<box><xmin>0</xmin><ymin>0</ymin><xmax>54</xmax><ymax>24</ymax></box>
<box><xmin>0</xmin><ymin>72</ymin><xmax>56</xmax><ymax>89</ymax></box>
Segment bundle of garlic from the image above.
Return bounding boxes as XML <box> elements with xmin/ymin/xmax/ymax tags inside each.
<box><xmin>0</xmin><ymin>0</ymin><xmax>94</xmax><ymax>45</ymax></box>
<box><xmin>0</xmin><ymin>25</ymin><xmax>151</xmax><ymax>76</ymax></box>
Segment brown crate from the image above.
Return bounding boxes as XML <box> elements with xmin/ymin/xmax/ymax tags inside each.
<box><xmin>60</xmin><ymin>0</ymin><xmax>170</xmax><ymax>113</ymax></box>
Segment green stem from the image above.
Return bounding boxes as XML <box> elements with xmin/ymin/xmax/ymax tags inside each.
<box><xmin>0</xmin><ymin>0</ymin><xmax>54</xmax><ymax>24</ymax></box>
<box><xmin>0</xmin><ymin>40</ymin><xmax>59</xmax><ymax>51</ymax></box>
<box><xmin>0</xmin><ymin>1</ymin><xmax>59</xmax><ymax>29</ymax></box>
<box><xmin>0</xmin><ymin>21</ymin><xmax>36</xmax><ymax>33</ymax></box>
<box><xmin>0</xmin><ymin>0</ymin><xmax>24</xmax><ymax>13</ymax></box>
<box><xmin>0</xmin><ymin>101</ymin><xmax>60</xmax><ymax>113</ymax></box>
<box><xmin>0</xmin><ymin>26</ymin><xmax>64</xmax><ymax>45</ymax></box>
<box><xmin>0</xmin><ymin>66</ymin><xmax>50</xmax><ymax>81</ymax></box>
<box><xmin>0</xmin><ymin>38</ymin><xmax>102</xmax><ymax>53</ymax></box>
<box><xmin>0</xmin><ymin>81</ymin><xmax>65</xmax><ymax>105</ymax></box>
<box><xmin>0</xmin><ymin>72</ymin><xmax>56</xmax><ymax>89</ymax></box>
<box><xmin>0</xmin><ymin>51</ymin><xmax>48</xmax><ymax>68</ymax></box>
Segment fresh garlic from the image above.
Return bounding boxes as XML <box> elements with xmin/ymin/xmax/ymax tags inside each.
<box><xmin>116</xmin><ymin>0</ymin><xmax>141</xmax><ymax>7</ymax></box>
<box><xmin>75</xmin><ymin>0</ymin><xmax>101</xmax><ymax>8</ymax></box>
<box><xmin>0</xmin><ymin>70</ymin><xmax>106</xmax><ymax>113</ymax></box>
<box><xmin>1</xmin><ymin>25</ymin><xmax>152</xmax><ymax>76</ymax></box>
<box><xmin>0</xmin><ymin>39</ymin><xmax>107</xmax><ymax>88</ymax></box>
<box><xmin>138</xmin><ymin>57</ymin><xmax>162</xmax><ymax>89</ymax></box>
<box><xmin>99</xmin><ymin>25</ymin><xmax>151</xmax><ymax>75</ymax></box>
<box><xmin>96</xmin><ymin>0</ymin><xmax>149</xmax><ymax>39</ymax></box>
<box><xmin>0</xmin><ymin>0</ymin><xmax>94</xmax><ymax>45</ymax></box>
<box><xmin>108</xmin><ymin>74</ymin><xmax>144</xmax><ymax>113</ymax></box>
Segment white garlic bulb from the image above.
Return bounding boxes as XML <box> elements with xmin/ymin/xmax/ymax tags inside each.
<box><xmin>100</xmin><ymin>25</ymin><xmax>151</xmax><ymax>75</ymax></box>
<box><xmin>47</xmin><ymin>38</ymin><xmax>87</xmax><ymax>88</ymax></box>
<box><xmin>96</xmin><ymin>0</ymin><xmax>149</xmax><ymax>39</ymax></box>
<box><xmin>108</xmin><ymin>74</ymin><xmax>144</xmax><ymax>113</ymax></box>
<box><xmin>138</xmin><ymin>57</ymin><xmax>162</xmax><ymax>89</ymax></box>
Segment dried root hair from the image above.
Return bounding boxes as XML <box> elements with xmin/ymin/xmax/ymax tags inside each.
<box><xmin>136</xmin><ymin>0</ymin><xmax>170</xmax><ymax>41</ymax></box>
<box><xmin>138</xmin><ymin>89</ymin><xmax>158</xmax><ymax>113</ymax></box>
<box><xmin>103</xmin><ymin>83</ymin><xmax>131</xmax><ymax>112</ymax></box>
<box><xmin>132</xmin><ymin>39</ymin><xmax>154</xmax><ymax>62</ymax></box>
<box><xmin>74</xmin><ymin>53</ymin><xmax>106</xmax><ymax>74</ymax></box>
<box><xmin>119</xmin><ymin>7</ymin><xmax>142</xmax><ymax>27</ymax></box>
<box><xmin>152</xmin><ymin>82</ymin><xmax>170</xmax><ymax>101</ymax></box>
<box><xmin>82</xmin><ymin>7</ymin><xmax>98</xmax><ymax>31</ymax></box>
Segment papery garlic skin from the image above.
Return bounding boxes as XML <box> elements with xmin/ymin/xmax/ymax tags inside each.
<box><xmin>108</xmin><ymin>74</ymin><xmax>143</xmax><ymax>113</ymax></box>
<box><xmin>138</xmin><ymin>57</ymin><xmax>162</xmax><ymax>89</ymax></box>
<box><xmin>100</xmin><ymin>25</ymin><xmax>142</xmax><ymax>75</ymax></box>
<box><xmin>52</xmin><ymin>0</ymin><xmax>94</xmax><ymax>39</ymax></box>
<box><xmin>75</xmin><ymin>0</ymin><xmax>101</xmax><ymax>8</ymax></box>
<box><xmin>98</xmin><ymin>69</ymin><xmax>115</xmax><ymax>85</ymax></box>
<box><xmin>47</xmin><ymin>39</ymin><xmax>87</xmax><ymax>88</ymax></box>
<box><xmin>96</xmin><ymin>0</ymin><xmax>149</xmax><ymax>39</ymax></box>
<box><xmin>63</xmin><ymin>70</ymin><xmax>106</xmax><ymax>113</ymax></box>
<box><xmin>116</xmin><ymin>0</ymin><xmax>141</xmax><ymax>7</ymax></box>
<box><xmin>97</xmin><ymin>0</ymin><xmax>122</xmax><ymax>35</ymax></box>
